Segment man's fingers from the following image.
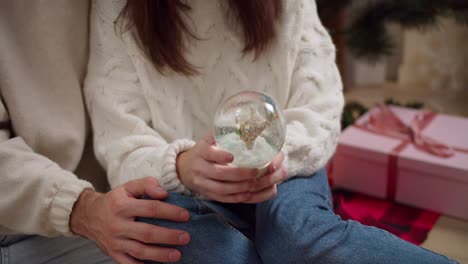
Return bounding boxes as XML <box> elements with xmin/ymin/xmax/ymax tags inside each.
<box><xmin>123</xmin><ymin>177</ymin><xmax>167</xmax><ymax>199</ymax></box>
<box><xmin>121</xmin><ymin>239</ymin><xmax>182</xmax><ymax>263</ymax></box>
<box><xmin>126</xmin><ymin>199</ymin><xmax>190</xmax><ymax>222</ymax></box>
<box><xmin>125</xmin><ymin>222</ymin><xmax>190</xmax><ymax>246</ymax></box>
<box><xmin>112</xmin><ymin>253</ymin><xmax>143</xmax><ymax>264</ymax></box>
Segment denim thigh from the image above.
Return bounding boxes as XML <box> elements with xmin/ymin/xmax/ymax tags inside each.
<box><xmin>255</xmin><ymin>169</ymin><xmax>457</xmax><ymax>264</ymax></box>
<box><xmin>0</xmin><ymin>235</ymin><xmax>112</xmax><ymax>264</ymax></box>
<box><xmin>137</xmin><ymin>193</ymin><xmax>261</xmax><ymax>264</ymax></box>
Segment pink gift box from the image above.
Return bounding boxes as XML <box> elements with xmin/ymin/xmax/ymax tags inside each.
<box><xmin>331</xmin><ymin>105</ymin><xmax>468</xmax><ymax>220</ymax></box>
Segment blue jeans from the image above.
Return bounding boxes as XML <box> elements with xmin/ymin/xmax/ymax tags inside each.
<box><xmin>0</xmin><ymin>235</ymin><xmax>113</xmax><ymax>264</ymax></box>
<box><xmin>138</xmin><ymin>169</ymin><xmax>458</xmax><ymax>264</ymax></box>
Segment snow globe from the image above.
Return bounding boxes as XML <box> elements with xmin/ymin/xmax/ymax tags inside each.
<box><xmin>213</xmin><ymin>91</ymin><xmax>286</xmax><ymax>177</ymax></box>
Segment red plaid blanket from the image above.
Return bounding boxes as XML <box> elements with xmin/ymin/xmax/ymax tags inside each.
<box><xmin>332</xmin><ymin>189</ymin><xmax>440</xmax><ymax>245</ymax></box>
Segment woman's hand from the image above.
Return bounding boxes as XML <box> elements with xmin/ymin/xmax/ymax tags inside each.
<box><xmin>176</xmin><ymin>133</ymin><xmax>260</xmax><ymax>203</ymax></box>
<box><xmin>70</xmin><ymin>177</ymin><xmax>191</xmax><ymax>264</ymax></box>
<box><xmin>244</xmin><ymin>152</ymin><xmax>287</xmax><ymax>204</ymax></box>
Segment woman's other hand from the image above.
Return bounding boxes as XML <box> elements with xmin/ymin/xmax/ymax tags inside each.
<box><xmin>244</xmin><ymin>152</ymin><xmax>287</xmax><ymax>204</ymax></box>
<box><xmin>176</xmin><ymin>132</ymin><xmax>259</xmax><ymax>203</ymax></box>
<box><xmin>70</xmin><ymin>177</ymin><xmax>190</xmax><ymax>264</ymax></box>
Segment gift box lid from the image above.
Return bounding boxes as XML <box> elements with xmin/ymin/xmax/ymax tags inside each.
<box><xmin>338</xmin><ymin>106</ymin><xmax>418</xmax><ymax>163</ymax></box>
<box><xmin>398</xmin><ymin>110</ymin><xmax>468</xmax><ymax>182</ymax></box>
<box><xmin>339</xmin><ymin>105</ymin><xmax>468</xmax><ymax>183</ymax></box>
<box><xmin>338</xmin><ymin>124</ymin><xmax>402</xmax><ymax>164</ymax></box>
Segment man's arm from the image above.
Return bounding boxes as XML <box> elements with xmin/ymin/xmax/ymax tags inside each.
<box><xmin>0</xmin><ymin>96</ymin><xmax>94</xmax><ymax>236</ymax></box>
<box><xmin>1</xmin><ymin>97</ymin><xmax>191</xmax><ymax>263</ymax></box>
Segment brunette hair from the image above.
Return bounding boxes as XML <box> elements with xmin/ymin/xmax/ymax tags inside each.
<box><xmin>119</xmin><ymin>0</ymin><xmax>283</xmax><ymax>75</ymax></box>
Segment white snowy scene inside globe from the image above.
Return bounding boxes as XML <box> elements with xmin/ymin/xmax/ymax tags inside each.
<box><xmin>213</xmin><ymin>91</ymin><xmax>286</xmax><ymax>169</ymax></box>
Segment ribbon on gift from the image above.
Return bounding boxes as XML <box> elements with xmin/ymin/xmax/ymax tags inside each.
<box><xmin>353</xmin><ymin>104</ymin><xmax>467</xmax><ymax>200</ymax></box>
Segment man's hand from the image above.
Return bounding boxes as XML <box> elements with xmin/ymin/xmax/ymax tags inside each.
<box><xmin>70</xmin><ymin>177</ymin><xmax>190</xmax><ymax>264</ymax></box>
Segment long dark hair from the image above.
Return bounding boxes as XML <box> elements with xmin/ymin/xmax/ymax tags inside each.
<box><xmin>119</xmin><ymin>0</ymin><xmax>283</xmax><ymax>75</ymax></box>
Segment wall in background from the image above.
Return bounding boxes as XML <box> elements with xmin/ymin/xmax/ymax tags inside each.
<box><xmin>325</xmin><ymin>11</ymin><xmax>467</xmax><ymax>94</ymax></box>
<box><xmin>399</xmin><ymin>17</ymin><xmax>468</xmax><ymax>93</ymax></box>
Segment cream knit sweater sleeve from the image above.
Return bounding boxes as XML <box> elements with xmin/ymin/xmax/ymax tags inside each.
<box><xmin>85</xmin><ymin>0</ymin><xmax>194</xmax><ymax>194</ymax></box>
<box><xmin>0</xmin><ymin>136</ymin><xmax>93</xmax><ymax>236</ymax></box>
<box><xmin>0</xmin><ymin>0</ymin><xmax>93</xmax><ymax>237</ymax></box>
<box><xmin>282</xmin><ymin>0</ymin><xmax>344</xmax><ymax>177</ymax></box>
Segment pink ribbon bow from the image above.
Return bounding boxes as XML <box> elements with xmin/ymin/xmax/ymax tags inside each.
<box><xmin>359</xmin><ymin>104</ymin><xmax>455</xmax><ymax>158</ymax></box>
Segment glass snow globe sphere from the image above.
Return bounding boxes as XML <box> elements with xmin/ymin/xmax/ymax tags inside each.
<box><xmin>213</xmin><ymin>91</ymin><xmax>286</xmax><ymax>175</ymax></box>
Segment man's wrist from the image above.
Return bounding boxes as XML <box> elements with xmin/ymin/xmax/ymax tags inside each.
<box><xmin>69</xmin><ymin>188</ymin><xmax>101</xmax><ymax>238</ymax></box>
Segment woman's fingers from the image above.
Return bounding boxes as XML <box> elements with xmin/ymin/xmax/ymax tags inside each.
<box><xmin>198</xmin><ymin>143</ymin><xmax>234</xmax><ymax>164</ymax></box>
<box><xmin>125</xmin><ymin>199</ymin><xmax>190</xmax><ymax>222</ymax></box>
<box><xmin>201</xmin><ymin>177</ymin><xmax>256</xmax><ymax>195</ymax></box>
<box><xmin>199</xmin><ymin>133</ymin><xmax>234</xmax><ymax>164</ymax></box>
<box><xmin>201</xmin><ymin>131</ymin><xmax>216</xmax><ymax>145</ymax></box>
<box><xmin>254</xmin><ymin>165</ymin><xmax>287</xmax><ymax>192</ymax></box>
<box><xmin>241</xmin><ymin>164</ymin><xmax>287</xmax><ymax>204</ymax></box>
<box><xmin>244</xmin><ymin>185</ymin><xmax>278</xmax><ymax>204</ymax></box>
<box><xmin>201</xmin><ymin>162</ymin><xmax>258</xmax><ymax>182</ymax></box>
<box><xmin>124</xmin><ymin>222</ymin><xmax>190</xmax><ymax>246</ymax></box>
<box><xmin>180</xmin><ymin>131</ymin><xmax>284</xmax><ymax>202</ymax></box>
<box><xmin>268</xmin><ymin>152</ymin><xmax>285</xmax><ymax>173</ymax></box>
<box><xmin>203</xmin><ymin>190</ymin><xmax>253</xmax><ymax>203</ymax></box>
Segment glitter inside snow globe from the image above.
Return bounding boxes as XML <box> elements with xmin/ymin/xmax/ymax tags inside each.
<box><xmin>214</xmin><ymin>91</ymin><xmax>286</xmax><ymax>176</ymax></box>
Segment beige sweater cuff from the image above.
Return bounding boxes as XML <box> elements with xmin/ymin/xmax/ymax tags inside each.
<box><xmin>48</xmin><ymin>173</ymin><xmax>94</xmax><ymax>237</ymax></box>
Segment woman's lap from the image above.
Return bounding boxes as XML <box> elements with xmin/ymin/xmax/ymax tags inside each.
<box><xmin>138</xmin><ymin>169</ymin><xmax>457</xmax><ymax>264</ymax></box>
<box><xmin>137</xmin><ymin>194</ymin><xmax>261</xmax><ymax>264</ymax></box>
<box><xmin>255</xmin><ymin>169</ymin><xmax>456</xmax><ymax>264</ymax></box>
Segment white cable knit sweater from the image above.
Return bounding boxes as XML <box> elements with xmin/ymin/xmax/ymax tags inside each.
<box><xmin>85</xmin><ymin>0</ymin><xmax>344</xmax><ymax>195</ymax></box>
